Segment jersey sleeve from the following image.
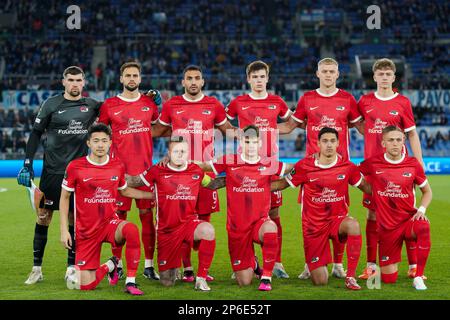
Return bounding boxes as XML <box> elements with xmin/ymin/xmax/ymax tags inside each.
<box><xmin>349</xmin><ymin>163</ymin><xmax>363</xmax><ymax>187</ymax></box>
<box><xmin>140</xmin><ymin>166</ymin><xmax>158</xmax><ymax>187</ymax></box>
<box><xmin>401</xmin><ymin>98</ymin><xmax>416</xmax><ymax>133</ymax></box>
<box><xmin>98</xmin><ymin>102</ymin><xmax>110</xmax><ymax>125</ymax></box>
<box><xmin>285</xmin><ymin>161</ymin><xmax>306</xmax><ymax>188</ymax></box>
<box><xmin>209</xmin><ymin>155</ymin><xmax>227</xmax><ymax>176</ymax></box>
<box><xmin>278</xmin><ymin>98</ymin><xmax>291</xmax><ymax>120</ymax></box>
<box><xmin>291</xmin><ymin>96</ymin><xmax>306</xmax><ymax>124</ymax></box>
<box><xmin>61</xmin><ymin>162</ymin><xmax>76</xmax><ymax>192</ymax></box>
<box><xmin>118</xmin><ymin>163</ymin><xmax>127</xmax><ymax>190</ymax></box>
<box><xmin>225</xmin><ymin>98</ymin><xmax>238</xmax><ymax>120</ymax></box>
<box><xmin>348</xmin><ymin>95</ymin><xmax>362</xmax><ymax>123</ymax></box>
<box><xmin>357</xmin><ymin>96</ymin><xmax>366</xmax><ymax>120</ymax></box>
<box><xmin>276</xmin><ymin>161</ymin><xmax>287</xmax><ymax>176</ymax></box>
<box><xmin>214</xmin><ymin>100</ymin><xmax>227</xmax><ymax>126</ymax></box>
<box><xmin>158</xmin><ymin>101</ymin><xmax>172</xmax><ymax>126</ymax></box>
<box><xmin>32</xmin><ymin>99</ymin><xmax>53</xmax><ymax>132</ymax></box>
<box><xmin>414</xmin><ymin>160</ymin><xmax>428</xmax><ymax>188</ymax></box>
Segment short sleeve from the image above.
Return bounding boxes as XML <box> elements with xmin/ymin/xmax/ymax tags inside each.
<box><xmin>291</xmin><ymin>96</ymin><xmax>306</xmax><ymax>124</ymax></box>
<box><xmin>209</xmin><ymin>155</ymin><xmax>227</xmax><ymax>176</ymax></box>
<box><xmin>357</xmin><ymin>96</ymin><xmax>366</xmax><ymax>119</ymax></box>
<box><xmin>276</xmin><ymin>161</ymin><xmax>287</xmax><ymax>176</ymax></box>
<box><xmin>349</xmin><ymin>163</ymin><xmax>363</xmax><ymax>187</ymax></box>
<box><xmin>225</xmin><ymin>99</ymin><xmax>238</xmax><ymax>120</ymax></box>
<box><xmin>32</xmin><ymin>99</ymin><xmax>53</xmax><ymax>132</ymax></box>
<box><xmin>414</xmin><ymin>160</ymin><xmax>428</xmax><ymax>188</ymax></box>
<box><xmin>62</xmin><ymin>162</ymin><xmax>76</xmax><ymax>192</ymax></box>
<box><xmin>140</xmin><ymin>166</ymin><xmax>158</xmax><ymax>187</ymax></box>
<box><xmin>285</xmin><ymin>161</ymin><xmax>306</xmax><ymax>188</ymax></box>
<box><xmin>98</xmin><ymin>102</ymin><xmax>110</xmax><ymax>125</ymax></box>
<box><xmin>401</xmin><ymin>98</ymin><xmax>416</xmax><ymax>133</ymax></box>
<box><xmin>158</xmin><ymin>101</ymin><xmax>172</xmax><ymax>126</ymax></box>
<box><xmin>214</xmin><ymin>101</ymin><xmax>227</xmax><ymax>126</ymax></box>
<box><xmin>118</xmin><ymin>163</ymin><xmax>127</xmax><ymax>190</ymax></box>
<box><xmin>348</xmin><ymin>95</ymin><xmax>362</xmax><ymax>123</ymax></box>
<box><xmin>278</xmin><ymin>98</ymin><xmax>291</xmax><ymax>120</ymax></box>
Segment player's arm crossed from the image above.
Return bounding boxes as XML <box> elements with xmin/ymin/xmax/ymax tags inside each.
<box><xmin>152</xmin><ymin>122</ymin><xmax>172</xmax><ymax>137</ymax></box>
<box><xmin>119</xmin><ymin>185</ymin><xmax>155</xmax><ymax>200</ymax></box>
<box><xmin>356</xmin><ymin>176</ymin><xmax>371</xmax><ymax>195</ymax></box>
<box><xmin>277</xmin><ymin>117</ymin><xmax>306</xmax><ymax>134</ymax></box>
<box><xmin>125</xmin><ymin>173</ymin><xmax>147</xmax><ymax>188</ymax></box>
<box><xmin>350</xmin><ymin>119</ymin><xmax>365</xmax><ymax>135</ymax></box>
<box><xmin>193</xmin><ymin>161</ymin><xmax>226</xmax><ymax>190</ymax></box>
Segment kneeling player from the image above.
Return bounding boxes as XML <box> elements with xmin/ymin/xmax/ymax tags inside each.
<box><xmin>59</xmin><ymin>124</ymin><xmax>154</xmax><ymax>295</ymax></box>
<box><xmin>360</xmin><ymin>126</ymin><xmax>432</xmax><ymax>290</ymax></box>
<box><xmin>271</xmin><ymin>127</ymin><xmax>371</xmax><ymax>290</ymax></box>
<box><xmin>127</xmin><ymin>136</ymin><xmax>220</xmax><ymax>291</ymax></box>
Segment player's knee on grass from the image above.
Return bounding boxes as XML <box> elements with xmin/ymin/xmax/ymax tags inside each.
<box><xmin>235</xmin><ymin>268</ymin><xmax>253</xmax><ymax>286</ymax></box>
<box><xmin>310</xmin><ymin>267</ymin><xmax>328</xmax><ymax>286</ymax></box>
<box><xmin>194</xmin><ymin>222</ymin><xmax>215</xmax><ymax>241</ymax></box>
<box><xmin>269</xmin><ymin>207</ymin><xmax>280</xmax><ymax>219</ymax></box>
<box><xmin>37</xmin><ymin>209</ymin><xmax>53</xmax><ymax>226</ymax></box>
<box><xmin>160</xmin><ymin>269</ymin><xmax>177</xmax><ymax>286</ymax></box>
<box><xmin>367</xmin><ymin>209</ymin><xmax>376</xmax><ymax>221</ymax></box>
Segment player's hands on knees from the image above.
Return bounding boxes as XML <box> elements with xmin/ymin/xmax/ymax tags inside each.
<box><xmin>60</xmin><ymin>230</ymin><xmax>72</xmax><ymax>250</ymax></box>
<box><xmin>412</xmin><ymin>210</ymin><xmax>429</xmax><ymax>222</ymax></box>
<box><xmin>146</xmin><ymin>89</ymin><xmax>162</xmax><ymax>106</ymax></box>
<box><xmin>17</xmin><ymin>166</ymin><xmax>34</xmax><ymax>187</ymax></box>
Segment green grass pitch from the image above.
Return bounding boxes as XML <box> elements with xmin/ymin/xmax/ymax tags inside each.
<box><xmin>0</xmin><ymin>176</ymin><xmax>449</xmax><ymax>300</ymax></box>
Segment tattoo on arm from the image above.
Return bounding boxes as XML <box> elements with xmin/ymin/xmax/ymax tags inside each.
<box><xmin>206</xmin><ymin>176</ymin><xmax>226</xmax><ymax>190</ymax></box>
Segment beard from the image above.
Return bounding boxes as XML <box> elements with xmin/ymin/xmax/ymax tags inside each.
<box><xmin>68</xmin><ymin>89</ymin><xmax>80</xmax><ymax>97</ymax></box>
<box><xmin>125</xmin><ymin>84</ymin><xmax>139</xmax><ymax>92</ymax></box>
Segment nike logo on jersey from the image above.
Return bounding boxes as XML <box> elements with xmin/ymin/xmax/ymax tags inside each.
<box><xmin>310</xmin><ymin>107</ymin><xmax>319</xmax><ymax>110</ymax></box>
<box><xmin>309</xmin><ymin>178</ymin><xmax>319</xmax><ymax>182</ymax></box>
<box><xmin>375</xmin><ymin>171</ymin><xmax>384</xmax><ymax>174</ymax></box>
<box><xmin>114</xmin><ymin>111</ymin><xmax>123</xmax><ymax>115</ymax></box>
<box><xmin>176</xmin><ymin>110</ymin><xmax>185</xmax><ymax>114</ymax></box>
<box><xmin>83</xmin><ymin>178</ymin><xmax>93</xmax><ymax>182</ymax></box>
<box><xmin>366</xmin><ymin>109</ymin><xmax>374</xmax><ymax>113</ymax></box>
<box><xmin>242</xmin><ymin>106</ymin><xmax>251</xmax><ymax>110</ymax></box>
<box><xmin>231</xmin><ymin>167</ymin><xmax>240</xmax><ymax>171</ymax></box>
<box><xmin>164</xmin><ymin>175</ymin><xmax>173</xmax><ymax>178</ymax></box>
<box><xmin>58</xmin><ymin>110</ymin><xmax>67</xmax><ymax>114</ymax></box>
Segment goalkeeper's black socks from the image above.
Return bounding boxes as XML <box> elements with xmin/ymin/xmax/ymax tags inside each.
<box><xmin>33</xmin><ymin>223</ymin><xmax>48</xmax><ymax>266</ymax></box>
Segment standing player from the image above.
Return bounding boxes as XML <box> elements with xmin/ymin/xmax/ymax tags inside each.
<box><xmin>271</xmin><ymin>127</ymin><xmax>371</xmax><ymax>290</ymax></box>
<box><xmin>17</xmin><ymin>66</ymin><xmax>102</xmax><ymax>284</ymax></box>
<box><xmin>360</xmin><ymin>126</ymin><xmax>431</xmax><ymax>290</ymax></box>
<box><xmin>198</xmin><ymin>125</ymin><xmax>293</xmax><ymax>291</ymax></box>
<box><xmin>357</xmin><ymin>58</ymin><xmax>424</xmax><ymax>280</ymax></box>
<box><xmin>277</xmin><ymin>58</ymin><xmax>363</xmax><ymax>279</ymax></box>
<box><xmin>225</xmin><ymin>60</ymin><xmax>291</xmax><ymax>278</ymax></box>
<box><xmin>152</xmin><ymin>65</ymin><xmax>236</xmax><ymax>282</ymax></box>
<box><xmin>60</xmin><ymin>123</ymin><xmax>152</xmax><ymax>295</ymax></box>
<box><xmin>99</xmin><ymin>61</ymin><xmax>159</xmax><ymax>281</ymax></box>
<box><xmin>126</xmin><ymin>136</ymin><xmax>221</xmax><ymax>291</ymax></box>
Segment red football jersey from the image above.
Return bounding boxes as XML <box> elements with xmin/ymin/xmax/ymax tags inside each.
<box><xmin>98</xmin><ymin>94</ymin><xmax>159</xmax><ymax>175</ymax></box>
<box><xmin>226</xmin><ymin>93</ymin><xmax>290</xmax><ymax>157</ymax></box>
<box><xmin>360</xmin><ymin>153</ymin><xmax>428</xmax><ymax>230</ymax></box>
<box><xmin>210</xmin><ymin>154</ymin><xmax>286</xmax><ymax>236</ymax></box>
<box><xmin>62</xmin><ymin>156</ymin><xmax>127</xmax><ymax>240</ymax></box>
<box><xmin>285</xmin><ymin>154</ymin><xmax>363</xmax><ymax>235</ymax></box>
<box><xmin>292</xmin><ymin>89</ymin><xmax>361</xmax><ymax>160</ymax></box>
<box><xmin>140</xmin><ymin>163</ymin><xmax>205</xmax><ymax>233</ymax></box>
<box><xmin>358</xmin><ymin>92</ymin><xmax>416</xmax><ymax>159</ymax></box>
<box><xmin>159</xmin><ymin>94</ymin><xmax>227</xmax><ymax>162</ymax></box>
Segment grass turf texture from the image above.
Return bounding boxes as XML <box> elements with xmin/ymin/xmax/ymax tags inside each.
<box><xmin>0</xmin><ymin>176</ymin><xmax>448</xmax><ymax>300</ymax></box>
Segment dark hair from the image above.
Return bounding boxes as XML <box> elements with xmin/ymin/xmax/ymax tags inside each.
<box><xmin>382</xmin><ymin>125</ymin><xmax>404</xmax><ymax>136</ymax></box>
<box><xmin>120</xmin><ymin>61</ymin><xmax>141</xmax><ymax>75</ymax></box>
<box><xmin>246</xmin><ymin>60</ymin><xmax>270</xmax><ymax>77</ymax></box>
<box><xmin>318</xmin><ymin>127</ymin><xmax>339</xmax><ymax>140</ymax></box>
<box><xmin>88</xmin><ymin>123</ymin><xmax>112</xmax><ymax>140</ymax></box>
<box><xmin>242</xmin><ymin>125</ymin><xmax>259</xmax><ymax>138</ymax></box>
<box><xmin>63</xmin><ymin>66</ymin><xmax>85</xmax><ymax>79</ymax></box>
<box><xmin>183</xmin><ymin>65</ymin><xmax>203</xmax><ymax>77</ymax></box>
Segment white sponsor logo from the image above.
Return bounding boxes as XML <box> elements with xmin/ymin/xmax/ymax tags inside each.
<box><xmin>58</xmin><ymin>110</ymin><xmax>67</xmax><ymax>114</ymax></box>
<box><xmin>310</xmin><ymin>107</ymin><xmax>319</xmax><ymax>110</ymax></box>
<box><xmin>58</xmin><ymin>120</ymin><xmax>87</xmax><ymax>135</ymax></box>
<box><xmin>83</xmin><ymin>178</ymin><xmax>93</xmax><ymax>182</ymax></box>
<box><xmin>232</xmin><ymin>176</ymin><xmax>264</xmax><ymax>193</ymax></box>
<box><xmin>179</xmin><ymin>119</ymin><xmax>209</xmax><ymax>135</ymax></box>
<box><xmin>166</xmin><ymin>184</ymin><xmax>196</xmax><ymax>200</ymax></box>
<box><xmin>254</xmin><ymin>116</ymin><xmax>273</xmax><ymax>132</ymax></box>
<box><xmin>114</xmin><ymin>111</ymin><xmax>123</xmax><ymax>115</ymax></box>
<box><xmin>84</xmin><ymin>187</ymin><xmax>115</xmax><ymax>204</ymax></box>
<box><xmin>35</xmin><ymin>118</ymin><xmax>41</xmax><ymax>123</ymax></box>
<box><xmin>119</xmin><ymin>118</ymin><xmax>150</xmax><ymax>135</ymax></box>
<box><xmin>312</xmin><ymin>187</ymin><xmax>345</xmax><ymax>203</ymax></box>
<box><xmin>311</xmin><ymin>116</ymin><xmax>342</xmax><ymax>132</ymax></box>
<box><xmin>368</xmin><ymin>118</ymin><xmax>388</xmax><ymax>134</ymax></box>
<box><xmin>377</xmin><ymin>181</ymin><xmax>409</xmax><ymax>198</ymax></box>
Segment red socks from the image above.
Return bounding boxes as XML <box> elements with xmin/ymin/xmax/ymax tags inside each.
<box><xmin>381</xmin><ymin>271</ymin><xmax>398</xmax><ymax>283</ymax></box>
<box><xmin>80</xmin><ymin>264</ymin><xmax>109</xmax><ymax>290</ymax></box>
<box><xmin>412</xmin><ymin>221</ymin><xmax>431</xmax><ymax>277</ymax></box>
<box><xmin>270</xmin><ymin>216</ymin><xmax>283</xmax><ymax>263</ymax></box>
<box><xmin>197</xmin><ymin>239</ymin><xmax>216</xmax><ymax>278</ymax></box>
<box><xmin>262</xmin><ymin>233</ymin><xmax>278</xmax><ymax>278</ymax></box>
<box><xmin>182</xmin><ymin>242</ymin><xmax>192</xmax><ymax>269</ymax></box>
<box><xmin>111</xmin><ymin>212</ymin><xmax>128</xmax><ymax>259</ymax></box>
<box><xmin>122</xmin><ymin>223</ymin><xmax>141</xmax><ymax>278</ymax></box>
<box><xmin>405</xmin><ymin>239</ymin><xmax>417</xmax><ymax>266</ymax></box>
<box><xmin>366</xmin><ymin>219</ymin><xmax>378</xmax><ymax>264</ymax></box>
<box><xmin>139</xmin><ymin>212</ymin><xmax>156</xmax><ymax>260</ymax></box>
<box><xmin>346</xmin><ymin>235</ymin><xmax>362</xmax><ymax>278</ymax></box>
<box><xmin>332</xmin><ymin>238</ymin><xmax>345</xmax><ymax>264</ymax></box>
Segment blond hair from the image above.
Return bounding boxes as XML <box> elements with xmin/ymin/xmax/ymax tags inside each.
<box><xmin>317</xmin><ymin>58</ymin><xmax>339</xmax><ymax>69</ymax></box>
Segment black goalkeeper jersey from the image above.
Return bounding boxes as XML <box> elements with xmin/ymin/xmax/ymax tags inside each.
<box><xmin>32</xmin><ymin>94</ymin><xmax>101</xmax><ymax>174</ymax></box>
